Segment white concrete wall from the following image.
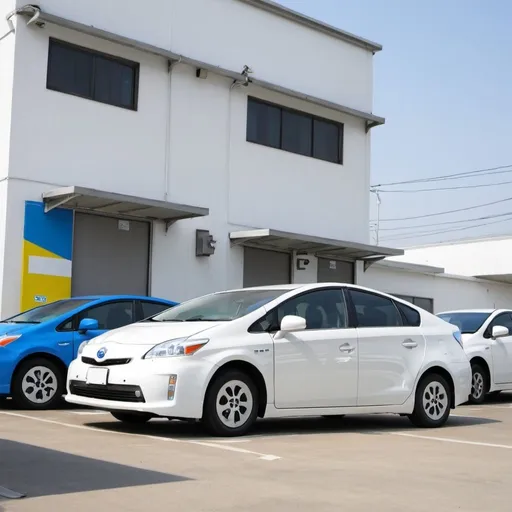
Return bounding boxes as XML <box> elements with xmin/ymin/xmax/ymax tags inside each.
<box><xmin>27</xmin><ymin>0</ymin><xmax>375</xmax><ymax>112</ymax></box>
<box><xmin>359</xmin><ymin>264</ymin><xmax>512</xmax><ymax>313</ymax></box>
<box><xmin>0</xmin><ymin>0</ymin><xmax>16</xmax><ymax>181</ymax></box>
<box><xmin>0</xmin><ymin>11</ymin><xmax>375</xmax><ymax>315</ymax></box>
<box><xmin>391</xmin><ymin>238</ymin><xmax>512</xmax><ymax>278</ymax></box>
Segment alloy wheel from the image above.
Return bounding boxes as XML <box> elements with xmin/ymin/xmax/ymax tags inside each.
<box><xmin>22</xmin><ymin>366</ymin><xmax>58</xmax><ymax>404</ymax></box>
<box><xmin>471</xmin><ymin>371</ymin><xmax>484</xmax><ymax>401</ymax></box>
<box><xmin>215</xmin><ymin>380</ymin><xmax>254</xmax><ymax>429</ymax></box>
<box><xmin>422</xmin><ymin>380</ymin><xmax>449</xmax><ymax>421</ymax></box>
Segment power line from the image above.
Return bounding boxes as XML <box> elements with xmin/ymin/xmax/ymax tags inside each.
<box><xmin>380</xmin><ymin>215</ymin><xmax>512</xmax><ymax>242</ymax></box>
<box><xmin>372</xmin><ymin>164</ymin><xmax>512</xmax><ymax>188</ymax></box>
<box><xmin>374</xmin><ymin>211</ymin><xmax>512</xmax><ymax>232</ymax></box>
<box><xmin>374</xmin><ymin>195</ymin><xmax>512</xmax><ymax>222</ymax></box>
<box><xmin>376</xmin><ymin>179</ymin><xmax>512</xmax><ymax>193</ymax></box>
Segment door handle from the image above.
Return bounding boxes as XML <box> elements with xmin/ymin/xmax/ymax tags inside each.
<box><xmin>339</xmin><ymin>343</ymin><xmax>355</xmax><ymax>353</ymax></box>
<box><xmin>402</xmin><ymin>339</ymin><xmax>418</xmax><ymax>349</ymax></box>
<box><xmin>58</xmin><ymin>342</ymin><xmax>71</xmax><ymax>347</ymax></box>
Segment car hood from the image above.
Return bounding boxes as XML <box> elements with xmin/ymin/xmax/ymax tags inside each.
<box><xmin>86</xmin><ymin>321</ymin><xmax>223</xmax><ymax>347</ymax></box>
<box><xmin>0</xmin><ymin>323</ymin><xmax>38</xmax><ymax>336</ymax></box>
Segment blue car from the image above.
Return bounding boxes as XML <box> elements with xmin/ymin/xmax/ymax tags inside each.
<box><xmin>0</xmin><ymin>295</ymin><xmax>177</xmax><ymax>410</ymax></box>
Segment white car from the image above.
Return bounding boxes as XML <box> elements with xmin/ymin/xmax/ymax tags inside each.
<box><xmin>437</xmin><ymin>309</ymin><xmax>512</xmax><ymax>404</ymax></box>
<box><xmin>66</xmin><ymin>283</ymin><xmax>471</xmax><ymax>436</ymax></box>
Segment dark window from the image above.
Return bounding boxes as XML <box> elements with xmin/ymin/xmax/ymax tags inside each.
<box><xmin>247</xmin><ymin>99</ymin><xmax>281</xmax><ymax>148</ymax></box>
<box><xmin>282</xmin><ymin>110</ymin><xmax>312</xmax><ymax>156</ymax></box>
<box><xmin>78</xmin><ymin>301</ymin><xmax>134</xmax><ymax>330</ymax></box>
<box><xmin>250</xmin><ymin>288</ymin><xmax>348</xmax><ymax>332</ymax></box>
<box><xmin>349</xmin><ymin>289</ymin><xmax>402</xmax><ymax>328</ymax></box>
<box><xmin>437</xmin><ymin>312</ymin><xmax>491</xmax><ymax>335</ymax></box>
<box><xmin>246</xmin><ymin>97</ymin><xmax>343</xmax><ymax>164</ymax></box>
<box><xmin>140</xmin><ymin>301</ymin><xmax>172</xmax><ymax>319</ymax></box>
<box><xmin>395</xmin><ymin>294</ymin><xmax>434</xmax><ymax>314</ymax></box>
<box><xmin>313</xmin><ymin>119</ymin><xmax>343</xmax><ymax>163</ymax></box>
<box><xmin>47</xmin><ymin>38</ymin><xmax>139</xmax><ymax>110</ymax></box>
<box><xmin>488</xmin><ymin>313</ymin><xmax>512</xmax><ymax>335</ymax></box>
<box><xmin>395</xmin><ymin>301</ymin><xmax>421</xmax><ymax>327</ymax></box>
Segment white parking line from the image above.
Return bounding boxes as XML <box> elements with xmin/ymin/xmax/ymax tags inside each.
<box><xmin>392</xmin><ymin>432</ymin><xmax>512</xmax><ymax>450</ymax></box>
<box><xmin>0</xmin><ymin>411</ymin><xmax>281</xmax><ymax>461</ymax></box>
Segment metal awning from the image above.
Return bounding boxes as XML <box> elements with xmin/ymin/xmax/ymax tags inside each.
<box><xmin>42</xmin><ymin>186</ymin><xmax>209</xmax><ymax>229</ymax></box>
<box><xmin>230</xmin><ymin>228</ymin><xmax>403</xmax><ymax>266</ymax></box>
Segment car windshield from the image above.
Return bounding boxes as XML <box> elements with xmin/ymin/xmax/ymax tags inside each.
<box><xmin>437</xmin><ymin>312</ymin><xmax>491</xmax><ymax>334</ymax></box>
<box><xmin>1</xmin><ymin>299</ymin><xmax>94</xmax><ymax>324</ymax></box>
<box><xmin>151</xmin><ymin>289</ymin><xmax>287</xmax><ymax>322</ymax></box>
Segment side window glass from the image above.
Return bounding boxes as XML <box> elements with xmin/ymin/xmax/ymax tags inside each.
<box><xmin>141</xmin><ymin>301</ymin><xmax>172</xmax><ymax>319</ymax></box>
<box><xmin>277</xmin><ymin>289</ymin><xmax>348</xmax><ymax>330</ymax></box>
<box><xmin>395</xmin><ymin>301</ymin><xmax>421</xmax><ymax>327</ymax></box>
<box><xmin>59</xmin><ymin>318</ymin><xmax>74</xmax><ymax>331</ymax></box>
<box><xmin>349</xmin><ymin>289</ymin><xmax>402</xmax><ymax>328</ymax></box>
<box><xmin>78</xmin><ymin>302</ymin><xmax>134</xmax><ymax>330</ymax></box>
<box><xmin>489</xmin><ymin>313</ymin><xmax>512</xmax><ymax>333</ymax></box>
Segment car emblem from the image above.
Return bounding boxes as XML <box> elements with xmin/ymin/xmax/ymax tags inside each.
<box><xmin>97</xmin><ymin>348</ymin><xmax>107</xmax><ymax>359</ymax></box>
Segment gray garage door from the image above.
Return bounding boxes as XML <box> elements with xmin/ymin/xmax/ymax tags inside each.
<box><xmin>72</xmin><ymin>213</ymin><xmax>150</xmax><ymax>296</ymax></box>
<box><xmin>243</xmin><ymin>247</ymin><xmax>291</xmax><ymax>288</ymax></box>
<box><xmin>317</xmin><ymin>258</ymin><xmax>354</xmax><ymax>284</ymax></box>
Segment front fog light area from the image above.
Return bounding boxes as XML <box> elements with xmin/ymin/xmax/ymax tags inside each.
<box><xmin>168</xmin><ymin>374</ymin><xmax>177</xmax><ymax>400</ymax></box>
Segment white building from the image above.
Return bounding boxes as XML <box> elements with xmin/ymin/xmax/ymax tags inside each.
<box><xmin>2</xmin><ymin>1</ymin><xmax>511</xmax><ymax>319</ymax></box>
<box><xmin>0</xmin><ymin>0</ymin><xmax>406</xmax><ymax>318</ymax></box>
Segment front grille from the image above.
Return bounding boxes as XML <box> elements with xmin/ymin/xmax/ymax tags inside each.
<box><xmin>82</xmin><ymin>357</ymin><xmax>132</xmax><ymax>367</ymax></box>
<box><xmin>69</xmin><ymin>380</ymin><xmax>145</xmax><ymax>403</ymax></box>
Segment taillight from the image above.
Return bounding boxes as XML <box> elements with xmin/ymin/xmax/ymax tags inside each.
<box><xmin>453</xmin><ymin>330</ymin><xmax>463</xmax><ymax>347</ymax></box>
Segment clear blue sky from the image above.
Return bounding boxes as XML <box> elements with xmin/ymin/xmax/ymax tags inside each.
<box><xmin>278</xmin><ymin>0</ymin><xmax>512</xmax><ymax>247</ymax></box>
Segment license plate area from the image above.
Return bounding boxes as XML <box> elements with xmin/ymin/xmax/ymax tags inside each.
<box><xmin>86</xmin><ymin>367</ymin><xmax>109</xmax><ymax>385</ymax></box>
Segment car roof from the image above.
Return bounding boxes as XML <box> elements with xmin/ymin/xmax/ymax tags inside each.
<box><xmin>68</xmin><ymin>295</ymin><xmax>176</xmax><ymax>303</ymax></box>
<box><xmin>437</xmin><ymin>309</ymin><xmax>497</xmax><ymax>315</ymax></box>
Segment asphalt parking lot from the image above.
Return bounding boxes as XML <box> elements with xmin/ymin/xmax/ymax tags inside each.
<box><xmin>2</xmin><ymin>396</ymin><xmax>512</xmax><ymax>512</ymax></box>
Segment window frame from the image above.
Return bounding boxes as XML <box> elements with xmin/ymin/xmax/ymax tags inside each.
<box><xmin>394</xmin><ymin>294</ymin><xmax>434</xmax><ymax>314</ymax></box>
<box><xmin>56</xmin><ymin>299</ymin><xmax>137</xmax><ymax>332</ymax></box>
<box><xmin>248</xmin><ymin>286</ymin><xmax>351</xmax><ymax>333</ymax></box>
<box><xmin>246</xmin><ymin>96</ymin><xmax>344</xmax><ymax>165</ymax></box>
<box><xmin>345</xmin><ymin>287</ymin><xmax>404</xmax><ymax>329</ymax></box>
<box><xmin>47</xmin><ymin>38</ymin><xmax>140</xmax><ymax>111</ymax></box>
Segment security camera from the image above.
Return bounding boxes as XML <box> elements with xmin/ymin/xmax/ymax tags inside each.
<box><xmin>241</xmin><ymin>65</ymin><xmax>253</xmax><ymax>76</ymax></box>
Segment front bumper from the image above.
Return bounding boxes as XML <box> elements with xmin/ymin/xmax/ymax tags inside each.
<box><xmin>66</xmin><ymin>355</ymin><xmax>213</xmax><ymax>419</ymax></box>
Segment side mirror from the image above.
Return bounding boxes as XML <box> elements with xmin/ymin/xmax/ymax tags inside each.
<box><xmin>492</xmin><ymin>325</ymin><xmax>509</xmax><ymax>339</ymax></box>
<box><xmin>78</xmin><ymin>318</ymin><xmax>99</xmax><ymax>334</ymax></box>
<box><xmin>274</xmin><ymin>315</ymin><xmax>306</xmax><ymax>340</ymax></box>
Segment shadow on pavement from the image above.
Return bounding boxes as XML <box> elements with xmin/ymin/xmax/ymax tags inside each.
<box><xmin>86</xmin><ymin>410</ymin><xmax>500</xmax><ymax>441</ymax></box>
<box><xmin>0</xmin><ymin>439</ymin><xmax>190</xmax><ymax>501</ymax></box>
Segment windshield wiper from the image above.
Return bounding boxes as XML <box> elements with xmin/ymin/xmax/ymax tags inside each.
<box><xmin>2</xmin><ymin>320</ymin><xmax>40</xmax><ymax>324</ymax></box>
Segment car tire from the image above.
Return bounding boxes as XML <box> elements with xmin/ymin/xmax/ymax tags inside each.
<box><xmin>202</xmin><ymin>370</ymin><xmax>259</xmax><ymax>437</ymax></box>
<box><xmin>11</xmin><ymin>358</ymin><xmax>65</xmax><ymax>410</ymax></box>
<box><xmin>408</xmin><ymin>373</ymin><xmax>452</xmax><ymax>428</ymax></box>
<box><xmin>110</xmin><ymin>411</ymin><xmax>152</xmax><ymax>424</ymax></box>
<box><xmin>469</xmin><ymin>363</ymin><xmax>488</xmax><ymax>404</ymax></box>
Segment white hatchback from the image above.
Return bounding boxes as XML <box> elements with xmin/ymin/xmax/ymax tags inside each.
<box><xmin>437</xmin><ymin>309</ymin><xmax>512</xmax><ymax>403</ymax></box>
<box><xmin>66</xmin><ymin>283</ymin><xmax>471</xmax><ymax>436</ymax></box>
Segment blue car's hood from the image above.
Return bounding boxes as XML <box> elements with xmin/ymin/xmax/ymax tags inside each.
<box><xmin>0</xmin><ymin>323</ymin><xmax>39</xmax><ymax>336</ymax></box>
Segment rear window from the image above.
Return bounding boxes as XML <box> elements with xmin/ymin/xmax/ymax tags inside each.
<box><xmin>395</xmin><ymin>301</ymin><xmax>421</xmax><ymax>327</ymax></box>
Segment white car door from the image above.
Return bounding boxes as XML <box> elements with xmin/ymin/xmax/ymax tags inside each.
<box><xmin>272</xmin><ymin>288</ymin><xmax>358</xmax><ymax>409</ymax></box>
<box><xmin>348</xmin><ymin>288</ymin><xmax>426</xmax><ymax>407</ymax></box>
<box><xmin>488</xmin><ymin>312</ymin><xmax>512</xmax><ymax>384</ymax></box>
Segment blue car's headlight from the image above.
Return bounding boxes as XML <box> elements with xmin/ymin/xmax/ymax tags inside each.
<box><xmin>0</xmin><ymin>335</ymin><xmax>21</xmax><ymax>347</ymax></box>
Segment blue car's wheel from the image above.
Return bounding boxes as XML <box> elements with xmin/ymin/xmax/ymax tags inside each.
<box><xmin>12</xmin><ymin>358</ymin><xmax>65</xmax><ymax>410</ymax></box>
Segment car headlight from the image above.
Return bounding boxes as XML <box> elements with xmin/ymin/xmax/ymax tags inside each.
<box><xmin>0</xmin><ymin>335</ymin><xmax>21</xmax><ymax>347</ymax></box>
<box><xmin>143</xmin><ymin>338</ymin><xmax>209</xmax><ymax>359</ymax></box>
<box><xmin>77</xmin><ymin>341</ymin><xmax>89</xmax><ymax>355</ymax></box>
